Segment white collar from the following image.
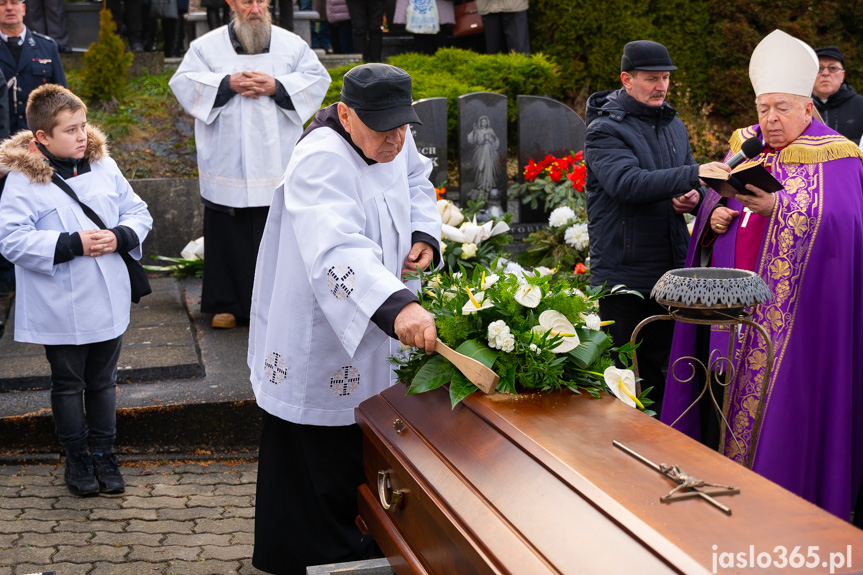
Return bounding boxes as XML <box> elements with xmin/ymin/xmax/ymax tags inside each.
<box><xmin>0</xmin><ymin>26</ymin><xmax>27</xmax><ymax>44</ymax></box>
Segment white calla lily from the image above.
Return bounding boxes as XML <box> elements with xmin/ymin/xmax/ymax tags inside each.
<box><xmin>514</xmin><ymin>284</ymin><xmax>542</xmax><ymax>308</ymax></box>
<box><xmin>461</xmin><ymin>287</ymin><xmax>493</xmax><ymax>314</ymax></box>
<box><xmin>441</xmin><ymin>224</ymin><xmax>468</xmax><ymax>243</ymax></box>
<box><xmin>531</xmin><ymin>310</ymin><xmax>579</xmax><ymax>352</ymax></box>
<box><xmin>603</xmin><ymin>366</ymin><xmax>643</xmax><ymax>409</ymax></box>
<box><xmin>437</xmin><ymin>200</ymin><xmax>465</xmax><ymax>227</ymax></box>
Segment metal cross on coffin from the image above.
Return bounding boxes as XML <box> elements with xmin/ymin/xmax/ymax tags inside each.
<box><xmin>613</xmin><ymin>441</ymin><xmax>740</xmax><ymax>515</ymax></box>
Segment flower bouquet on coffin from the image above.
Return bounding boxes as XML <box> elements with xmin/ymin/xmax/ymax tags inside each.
<box><xmin>508</xmin><ymin>151</ymin><xmax>587</xmax><ymax>216</ymax></box>
<box><xmin>393</xmin><ymin>265</ymin><xmax>653</xmax><ymax>413</ymax></box>
<box><xmin>519</xmin><ymin>206</ymin><xmax>590</xmax><ymax>277</ymax></box>
<box><xmin>437</xmin><ymin>198</ymin><xmax>512</xmax><ymax>273</ymax></box>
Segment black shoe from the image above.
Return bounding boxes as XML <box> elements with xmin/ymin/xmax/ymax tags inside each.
<box><xmin>92</xmin><ymin>452</ymin><xmax>125</xmax><ymax>494</ymax></box>
<box><xmin>64</xmin><ymin>453</ymin><xmax>99</xmax><ymax>496</ymax></box>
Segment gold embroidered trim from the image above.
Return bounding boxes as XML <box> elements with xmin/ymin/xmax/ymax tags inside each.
<box><xmin>729</xmin><ymin>126</ymin><xmax>863</xmax><ymax>164</ymax></box>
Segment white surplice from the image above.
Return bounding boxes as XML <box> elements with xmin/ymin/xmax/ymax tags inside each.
<box><xmin>248</xmin><ymin>124</ymin><xmax>441</xmax><ymax>426</ymax></box>
<box><xmin>169</xmin><ymin>26</ymin><xmax>331</xmax><ymax>208</ymax></box>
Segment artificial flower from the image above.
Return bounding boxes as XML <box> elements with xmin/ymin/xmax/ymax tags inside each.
<box><xmin>531</xmin><ymin>310</ymin><xmax>579</xmax><ymax>353</ymax></box>
<box><xmin>582</xmin><ymin>313</ymin><xmax>601</xmax><ymax>331</ymax></box>
<box><xmin>564</xmin><ymin>223</ymin><xmax>590</xmax><ymax>251</ymax></box>
<box><xmin>461</xmin><ymin>288</ymin><xmax>493</xmax><ymax>314</ymax></box>
<box><xmin>481</xmin><ymin>273</ymin><xmax>499</xmax><ymax>289</ymax></box>
<box><xmin>180</xmin><ymin>237</ymin><xmax>205</xmax><ymax>261</ymax></box>
<box><xmin>514</xmin><ymin>284</ymin><xmax>542</xmax><ymax>308</ymax></box>
<box><xmin>604</xmin><ymin>366</ymin><xmax>643</xmax><ymax>409</ymax></box>
<box><xmin>442</xmin><ymin>217</ymin><xmax>510</xmax><ymax>244</ymax></box>
<box><xmin>487</xmin><ymin>320</ymin><xmax>515</xmax><ymax>352</ymax></box>
<box><xmin>460</xmin><ymin>243</ymin><xmax>478</xmax><ymax>259</ymax></box>
<box><xmin>437</xmin><ymin>199</ymin><xmax>464</xmax><ymax>227</ymax></box>
<box><xmin>535</xmin><ymin>266</ymin><xmax>555</xmax><ymax>277</ymax></box>
<box><xmin>549</xmin><ymin>206</ymin><xmax>576</xmax><ymax>227</ymax></box>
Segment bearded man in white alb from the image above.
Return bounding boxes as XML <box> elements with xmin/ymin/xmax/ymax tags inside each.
<box><xmin>170</xmin><ymin>0</ymin><xmax>330</xmax><ymax>329</ymax></box>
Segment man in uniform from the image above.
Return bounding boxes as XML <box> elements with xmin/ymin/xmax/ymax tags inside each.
<box><xmin>663</xmin><ymin>30</ymin><xmax>863</xmax><ymax>523</ymax></box>
<box><xmin>170</xmin><ymin>0</ymin><xmax>330</xmax><ymax>329</ymax></box>
<box><xmin>811</xmin><ymin>45</ymin><xmax>863</xmax><ymax>144</ymax></box>
<box><xmin>248</xmin><ymin>63</ymin><xmax>441</xmax><ymax>574</ymax></box>
<box><xmin>0</xmin><ymin>0</ymin><xmax>62</xmax><ymax>295</ymax></box>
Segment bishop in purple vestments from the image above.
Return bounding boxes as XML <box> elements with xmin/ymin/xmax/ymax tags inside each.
<box><xmin>662</xmin><ymin>30</ymin><xmax>863</xmax><ymax>521</ymax></box>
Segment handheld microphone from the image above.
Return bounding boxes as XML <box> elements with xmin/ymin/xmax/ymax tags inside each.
<box><xmin>725</xmin><ymin>136</ymin><xmax>763</xmax><ymax>168</ymax></box>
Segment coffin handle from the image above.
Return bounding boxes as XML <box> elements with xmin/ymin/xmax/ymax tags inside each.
<box><xmin>377</xmin><ymin>470</ymin><xmax>403</xmax><ymax>512</ymax></box>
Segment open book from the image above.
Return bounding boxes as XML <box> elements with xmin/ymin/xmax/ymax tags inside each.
<box><xmin>700</xmin><ymin>161</ymin><xmax>783</xmax><ymax>196</ymax></box>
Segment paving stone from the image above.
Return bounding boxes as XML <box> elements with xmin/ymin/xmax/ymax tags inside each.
<box><xmin>213</xmin><ymin>484</ymin><xmax>256</xmax><ymax>496</ymax></box>
<box><xmin>201</xmin><ymin>544</ymin><xmax>254</xmax><ymax>561</ymax></box>
<box><xmin>122</xmin><ymin>495</ymin><xmax>189</xmax><ymax>510</ymax></box>
<box><xmin>90</xmin><ymin>531</ymin><xmax>163</xmax><ymax>546</ymax></box>
<box><xmin>54</xmin><ymin>496</ymin><xmax>122</xmax><ymax>510</ymax></box>
<box><xmin>0</xmin><ymin>545</ymin><xmax>54</xmax><ymax>567</ymax></box>
<box><xmin>15</xmin><ymin>563</ymin><xmax>90</xmax><ymax>575</ymax></box>
<box><xmin>178</xmin><ymin>474</ymin><xmax>241</xmax><ymax>486</ymax></box>
<box><xmin>55</xmin><ymin>519</ymin><xmax>126</xmax><ymax>533</ymax></box>
<box><xmin>159</xmin><ymin>507</ymin><xmax>223</xmax><ymax>521</ymax></box>
<box><xmin>186</xmin><ymin>495</ymin><xmax>251</xmax><ymax>508</ymax></box>
<box><xmin>122</xmin><ymin>485</ymin><xmax>153</xmax><ymax>497</ymax></box>
<box><xmin>166</xmin><ymin>559</ymin><xmax>242</xmax><ymax>575</ymax></box>
<box><xmin>91</xmin><ymin>508</ymin><xmax>158</xmax><ymax>521</ymax></box>
<box><xmin>238</xmin><ymin>558</ymin><xmax>269</xmax><ymax>574</ymax></box>
<box><xmin>18</xmin><ymin>484</ymin><xmax>68</xmax><ymax>498</ymax></box>
<box><xmin>0</xmin><ymin>496</ymin><xmax>54</xmax><ymax>510</ymax></box>
<box><xmin>18</xmin><ymin>530</ymin><xmax>92</xmax><ymax>546</ymax></box>
<box><xmin>54</xmin><ymin>543</ymin><xmax>129</xmax><ymax>563</ymax></box>
<box><xmin>127</xmin><ymin>519</ymin><xmax>194</xmax><ymax>534</ymax></box>
<box><xmin>152</xmin><ymin>483</ymin><xmax>210</xmax><ymax>497</ymax></box>
<box><xmin>0</xmin><ymin>567</ymin><xmax>9</xmax><ymax>575</ymax></box>
<box><xmin>128</xmin><ymin>544</ymin><xmax>201</xmax><ymax>562</ymax></box>
<box><xmin>0</xmin><ymin>485</ymin><xmax>20</xmax><ymax>497</ymax></box>
<box><xmin>19</xmin><ymin>507</ymin><xmax>90</xmax><ymax>521</ymax></box>
<box><xmin>0</xmin><ymin>534</ymin><xmax>17</xmax><ymax>548</ymax></box>
<box><xmin>89</xmin><ymin>561</ymin><xmax>168</xmax><ymax>575</ymax></box>
<box><xmin>222</xmin><ymin>507</ymin><xmax>255</xmax><ymax>519</ymax></box>
<box><xmin>162</xmin><ymin>533</ymin><xmax>231</xmax><ymax>547</ymax></box>
<box><xmin>0</xmin><ymin>509</ymin><xmax>20</xmax><ymax>521</ymax></box>
<box><xmin>0</xmin><ymin>475</ymin><xmax>53</xmax><ymax>487</ymax></box>
<box><xmin>238</xmin><ymin>471</ymin><xmax>258</xmax><ymax>485</ymax></box>
<box><xmin>0</xmin><ymin>519</ymin><xmax>55</xmax><ymax>534</ymax></box>
<box><xmin>12</xmin><ymin>465</ymin><xmax>55</xmax><ymax>476</ymax></box>
<box><xmin>194</xmin><ymin>518</ymin><xmax>253</xmax><ymax>535</ymax></box>
<box><xmin>232</xmin><ymin>531</ymin><xmax>253</xmax><ymax>546</ymax></box>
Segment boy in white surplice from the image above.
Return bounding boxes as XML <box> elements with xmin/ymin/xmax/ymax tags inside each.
<box><xmin>248</xmin><ymin>64</ymin><xmax>441</xmax><ymax>574</ymax></box>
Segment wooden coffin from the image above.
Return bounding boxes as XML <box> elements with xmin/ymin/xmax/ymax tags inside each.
<box><xmin>355</xmin><ymin>385</ymin><xmax>863</xmax><ymax>574</ymax></box>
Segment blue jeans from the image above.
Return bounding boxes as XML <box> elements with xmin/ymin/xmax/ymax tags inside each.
<box><xmin>44</xmin><ymin>336</ymin><xmax>122</xmax><ymax>454</ymax></box>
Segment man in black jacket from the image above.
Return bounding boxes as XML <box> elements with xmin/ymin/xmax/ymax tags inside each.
<box><xmin>812</xmin><ymin>46</ymin><xmax>863</xmax><ymax>144</ymax></box>
<box><xmin>585</xmin><ymin>40</ymin><xmax>722</xmax><ymax>416</ymax></box>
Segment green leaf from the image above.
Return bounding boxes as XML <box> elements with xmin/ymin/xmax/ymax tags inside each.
<box><xmin>454</xmin><ymin>339</ymin><xmax>498</xmax><ymax>368</ymax></box>
<box><xmin>408</xmin><ymin>356</ymin><xmax>455</xmax><ymax>394</ymax></box>
<box><xmin>568</xmin><ymin>329</ymin><xmax>611</xmax><ymax>368</ymax></box>
<box><xmin>449</xmin><ymin>372</ymin><xmax>477</xmax><ymax>408</ymax></box>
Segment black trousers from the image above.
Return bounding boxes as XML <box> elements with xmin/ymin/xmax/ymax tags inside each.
<box><xmin>599</xmin><ymin>293</ymin><xmax>674</xmax><ymax>417</ymax></box>
<box><xmin>344</xmin><ymin>0</ymin><xmax>386</xmax><ymax>62</ymax></box>
<box><xmin>200</xmin><ymin>205</ymin><xmax>268</xmax><ymax>320</ymax></box>
<box><xmin>480</xmin><ymin>10</ymin><xmax>530</xmax><ymax>55</ymax></box>
<box><xmin>253</xmin><ymin>412</ymin><xmax>374</xmax><ymax>574</ymax></box>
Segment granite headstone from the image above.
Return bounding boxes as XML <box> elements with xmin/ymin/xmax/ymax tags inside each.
<box><xmin>411</xmin><ymin>97</ymin><xmax>448</xmax><ymax>190</ymax></box>
<box><xmin>458</xmin><ymin>92</ymin><xmax>507</xmax><ymax>211</ymax></box>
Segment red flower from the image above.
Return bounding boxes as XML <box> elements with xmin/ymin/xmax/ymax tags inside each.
<box><xmin>574</xmin><ymin>263</ymin><xmax>587</xmax><ymax>274</ymax></box>
<box><xmin>435</xmin><ymin>187</ymin><xmax>446</xmax><ymax>201</ymax></box>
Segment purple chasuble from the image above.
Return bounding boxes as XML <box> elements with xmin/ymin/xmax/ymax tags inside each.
<box><xmin>662</xmin><ymin>120</ymin><xmax>863</xmax><ymax>520</ymax></box>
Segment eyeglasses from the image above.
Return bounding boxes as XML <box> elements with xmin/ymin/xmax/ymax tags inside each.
<box><xmin>819</xmin><ymin>65</ymin><xmax>844</xmax><ymax>74</ymax></box>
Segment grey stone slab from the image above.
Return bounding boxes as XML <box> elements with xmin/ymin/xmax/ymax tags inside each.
<box><xmin>90</xmin><ymin>508</ymin><xmax>157</xmax><ymax>521</ymax></box>
<box><xmin>200</xmin><ymin>544</ymin><xmax>254</xmax><ymax>561</ymax></box>
<box><xmin>212</xmin><ymin>483</ymin><xmax>256</xmax><ymax>496</ymax></box>
<box><xmin>159</xmin><ymin>507</ymin><xmax>223</xmax><ymax>521</ymax></box>
<box><xmin>166</xmin><ymin>559</ymin><xmax>243</xmax><ymax>575</ymax></box>
<box><xmin>306</xmin><ymin>558</ymin><xmax>395</xmax><ymax>574</ymax></box>
<box><xmin>126</xmin><ymin>518</ymin><xmax>195</xmax><ymax>534</ymax></box>
<box><xmin>151</xmin><ymin>483</ymin><xmax>211</xmax><ymax>497</ymax></box>
<box><xmin>0</xmin><ymin>519</ymin><xmax>55</xmax><ymax>534</ymax></box>
<box><xmin>16</xmin><ymin>563</ymin><xmax>91</xmax><ymax>575</ymax></box>
<box><xmin>17</xmin><ymin>531</ymin><xmax>92</xmax><ymax>547</ymax></box>
<box><xmin>127</xmin><ymin>544</ymin><xmax>201</xmax><ymax>562</ymax></box>
<box><xmin>121</xmin><ymin>495</ymin><xmax>189</xmax><ymax>510</ymax></box>
<box><xmin>186</xmin><ymin>495</ymin><xmax>252</xmax><ymax>508</ymax></box>
<box><xmin>89</xmin><ymin>561</ymin><xmax>168</xmax><ymax>575</ymax></box>
<box><xmin>411</xmin><ymin>97</ymin><xmax>448</xmax><ymax>188</ymax></box>
<box><xmin>193</xmin><ymin>518</ymin><xmax>253</xmax><ymax>535</ymax></box>
<box><xmin>517</xmin><ymin>95</ymin><xmax>586</xmax><ymax>175</ymax></box>
<box><xmin>53</xmin><ymin>544</ymin><xmax>129</xmax><ymax>563</ymax></box>
<box><xmin>458</xmin><ymin>92</ymin><xmax>508</xmax><ymax>209</ymax></box>
<box><xmin>0</xmin><ymin>545</ymin><xmax>54</xmax><ymax>566</ymax></box>
<box><xmin>162</xmin><ymin>533</ymin><xmax>231</xmax><ymax>547</ymax></box>
<box><xmin>90</xmin><ymin>531</ymin><xmax>163</xmax><ymax>547</ymax></box>
<box><xmin>132</xmin><ymin>178</ymin><xmax>204</xmax><ymax>265</ymax></box>
<box><xmin>54</xmin><ymin>519</ymin><xmax>126</xmax><ymax>533</ymax></box>
<box><xmin>18</xmin><ymin>508</ymin><xmax>90</xmax><ymax>521</ymax></box>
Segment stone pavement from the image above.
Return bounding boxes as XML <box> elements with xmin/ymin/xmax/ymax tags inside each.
<box><xmin>0</xmin><ymin>456</ymin><xmax>266</xmax><ymax>575</ymax></box>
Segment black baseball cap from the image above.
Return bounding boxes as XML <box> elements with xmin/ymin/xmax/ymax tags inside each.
<box><xmin>340</xmin><ymin>64</ymin><xmax>422</xmax><ymax>132</ymax></box>
<box><xmin>621</xmin><ymin>40</ymin><xmax>677</xmax><ymax>72</ymax></box>
<box><xmin>815</xmin><ymin>46</ymin><xmax>845</xmax><ymax>67</ymax></box>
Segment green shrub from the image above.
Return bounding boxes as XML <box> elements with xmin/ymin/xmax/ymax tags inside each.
<box><xmin>80</xmin><ymin>8</ymin><xmax>133</xmax><ymax>103</ymax></box>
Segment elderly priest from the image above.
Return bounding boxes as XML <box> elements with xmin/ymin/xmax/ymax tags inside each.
<box><xmin>662</xmin><ymin>30</ymin><xmax>863</xmax><ymax>524</ymax></box>
<box><xmin>169</xmin><ymin>0</ymin><xmax>330</xmax><ymax>330</ymax></box>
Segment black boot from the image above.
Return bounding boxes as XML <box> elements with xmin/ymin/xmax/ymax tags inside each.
<box><xmin>64</xmin><ymin>451</ymin><xmax>99</xmax><ymax>497</ymax></box>
<box><xmin>92</xmin><ymin>452</ymin><xmax>126</xmax><ymax>494</ymax></box>
<box><xmin>162</xmin><ymin>18</ymin><xmax>178</xmax><ymax>57</ymax></box>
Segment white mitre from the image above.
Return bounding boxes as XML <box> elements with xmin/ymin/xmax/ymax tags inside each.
<box><xmin>749</xmin><ymin>29</ymin><xmax>819</xmax><ymax>97</ymax></box>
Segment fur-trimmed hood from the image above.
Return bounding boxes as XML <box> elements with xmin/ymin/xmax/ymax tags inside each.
<box><xmin>0</xmin><ymin>126</ymin><xmax>109</xmax><ymax>184</ymax></box>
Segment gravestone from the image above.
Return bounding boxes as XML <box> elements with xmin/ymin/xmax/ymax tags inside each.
<box><xmin>411</xmin><ymin>97</ymin><xmax>448</xmax><ymax>190</ymax></box>
<box><xmin>516</xmin><ymin>95</ymin><xmax>587</xmax><ymax>223</ymax></box>
<box><xmin>458</xmin><ymin>93</ymin><xmax>507</xmax><ymax>212</ymax></box>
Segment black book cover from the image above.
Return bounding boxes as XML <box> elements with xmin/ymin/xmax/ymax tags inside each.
<box><xmin>701</xmin><ymin>162</ymin><xmax>783</xmax><ymax>196</ymax></box>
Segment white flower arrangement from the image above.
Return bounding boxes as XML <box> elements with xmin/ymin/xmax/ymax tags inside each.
<box><xmin>549</xmin><ymin>206</ymin><xmax>577</xmax><ymax>227</ymax></box>
<box><xmin>564</xmin><ymin>222</ymin><xmax>589</xmax><ymax>251</ymax></box>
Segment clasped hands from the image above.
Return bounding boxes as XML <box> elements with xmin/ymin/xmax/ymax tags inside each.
<box><xmin>229</xmin><ymin>71</ymin><xmax>277</xmax><ymax>99</ymax></box>
<box><xmin>698</xmin><ymin>161</ymin><xmax>777</xmax><ymax>234</ymax></box>
<box><xmin>80</xmin><ymin>229</ymin><xmax>118</xmax><ymax>257</ymax></box>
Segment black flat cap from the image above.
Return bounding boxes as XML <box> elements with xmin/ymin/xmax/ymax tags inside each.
<box><xmin>815</xmin><ymin>46</ymin><xmax>845</xmax><ymax>67</ymax></box>
<box><xmin>621</xmin><ymin>40</ymin><xmax>677</xmax><ymax>72</ymax></box>
<box><xmin>340</xmin><ymin>64</ymin><xmax>422</xmax><ymax>132</ymax></box>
